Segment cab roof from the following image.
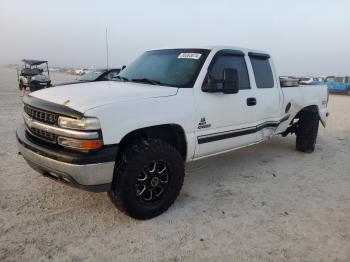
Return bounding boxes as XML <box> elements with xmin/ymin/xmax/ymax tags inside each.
<box><xmin>148</xmin><ymin>45</ymin><xmax>270</xmax><ymax>56</ymax></box>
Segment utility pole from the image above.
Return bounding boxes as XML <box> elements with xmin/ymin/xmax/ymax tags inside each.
<box><xmin>105</xmin><ymin>27</ymin><xmax>109</xmax><ymax>70</ymax></box>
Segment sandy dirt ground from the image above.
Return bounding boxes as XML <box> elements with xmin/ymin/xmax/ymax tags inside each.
<box><xmin>0</xmin><ymin>67</ymin><xmax>349</xmax><ymax>262</ymax></box>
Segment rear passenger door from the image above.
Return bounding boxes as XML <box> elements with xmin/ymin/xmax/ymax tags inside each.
<box><xmin>248</xmin><ymin>53</ymin><xmax>283</xmax><ymax>139</ymax></box>
<box><xmin>194</xmin><ymin>50</ymin><xmax>260</xmax><ymax>158</ymax></box>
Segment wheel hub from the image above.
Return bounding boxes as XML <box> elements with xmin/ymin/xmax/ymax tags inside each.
<box><xmin>150</xmin><ymin>177</ymin><xmax>160</xmax><ymax>187</ymax></box>
<box><xmin>135</xmin><ymin>160</ymin><xmax>170</xmax><ymax>202</ymax></box>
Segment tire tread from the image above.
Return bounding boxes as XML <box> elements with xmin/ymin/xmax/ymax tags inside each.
<box><xmin>296</xmin><ymin>111</ymin><xmax>319</xmax><ymax>153</ymax></box>
<box><xmin>108</xmin><ymin>138</ymin><xmax>184</xmax><ymax>219</ymax></box>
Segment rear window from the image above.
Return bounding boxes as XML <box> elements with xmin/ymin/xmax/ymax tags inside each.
<box><xmin>250</xmin><ymin>56</ymin><xmax>274</xmax><ymax>88</ymax></box>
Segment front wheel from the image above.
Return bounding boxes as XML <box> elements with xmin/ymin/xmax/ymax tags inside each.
<box><xmin>108</xmin><ymin>138</ymin><xmax>185</xmax><ymax>220</ymax></box>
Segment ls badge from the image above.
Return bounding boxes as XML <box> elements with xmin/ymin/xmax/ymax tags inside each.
<box><xmin>198</xmin><ymin>117</ymin><xmax>211</xmax><ymax>129</ymax></box>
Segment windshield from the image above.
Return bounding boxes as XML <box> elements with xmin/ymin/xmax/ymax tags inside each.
<box><xmin>78</xmin><ymin>70</ymin><xmax>105</xmax><ymax>81</ymax></box>
<box><xmin>118</xmin><ymin>49</ymin><xmax>210</xmax><ymax>87</ymax></box>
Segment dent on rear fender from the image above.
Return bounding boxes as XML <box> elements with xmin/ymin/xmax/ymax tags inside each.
<box><xmin>318</xmin><ymin>107</ymin><xmax>328</xmax><ymax>127</ymax></box>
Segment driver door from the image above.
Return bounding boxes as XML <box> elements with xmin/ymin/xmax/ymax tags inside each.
<box><xmin>194</xmin><ymin>51</ymin><xmax>260</xmax><ymax>158</ymax></box>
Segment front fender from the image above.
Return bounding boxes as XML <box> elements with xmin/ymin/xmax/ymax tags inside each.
<box><xmin>84</xmin><ymin>93</ymin><xmax>195</xmax><ymax>145</ymax></box>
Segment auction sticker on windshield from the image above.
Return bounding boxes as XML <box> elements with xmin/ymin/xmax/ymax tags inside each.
<box><xmin>178</xmin><ymin>53</ymin><xmax>202</xmax><ymax>59</ymax></box>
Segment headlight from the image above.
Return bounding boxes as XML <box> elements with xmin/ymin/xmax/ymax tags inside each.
<box><xmin>58</xmin><ymin>116</ymin><xmax>101</xmax><ymax>130</ymax></box>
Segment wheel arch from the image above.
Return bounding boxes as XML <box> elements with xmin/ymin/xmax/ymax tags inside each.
<box><xmin>295</xmin><ymin>105</ymin><xmax>319</xmax><ymax>117</ymax></box>
<box><xmin>293</xmin><ymin>104</ymin><xmax>326</xmax><ymax>127</ymax></box>
<box><xmin>117</xmin><ymin>124</ymin><xmax>188</xmax><ymax>161</ymax></box>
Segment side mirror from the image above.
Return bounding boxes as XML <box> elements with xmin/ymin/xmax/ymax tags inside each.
<box><xmin>202</xmin><ymin>68</ymin><xmax>239</xmax><ymax>93</ymax></box>
<box><xmin>202</xmin><ymin>74</ymin><xmax>217</xmax><ymax>92</ymax></box>
<box><xmin>222</xmin><ymin>68</ymin><xmax>239</xmax><ymax>94</ymax></box>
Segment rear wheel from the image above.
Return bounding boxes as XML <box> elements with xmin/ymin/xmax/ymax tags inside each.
<box><xmin>296</xmin><ymin>111</ymin><xmax>319</xmax><ymax>153</ymax></box>
<box><xmin>108</xmin><ymin>138</ymin><xmax>185</xmax><ymax>220</ymax></box>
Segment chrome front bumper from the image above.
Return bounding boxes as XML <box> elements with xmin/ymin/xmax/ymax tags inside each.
<box><xmin>17</xmin><ymin>125</ymin><xmax>117</xmax><ymax>192</ymax></box>
<box><xmin>19</xmin><ymin>141</ymin><xmax>115</xmax><ymax>185</ymax></box>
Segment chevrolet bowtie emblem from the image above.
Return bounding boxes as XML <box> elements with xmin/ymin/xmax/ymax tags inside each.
<box><xmin>27</xmin><ymin>118</ymin><xmax>32</xmax><ymax>128</ymax></box>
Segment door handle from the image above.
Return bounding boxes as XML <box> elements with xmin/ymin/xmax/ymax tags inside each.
<box><xmin>247</xmin><ymin>97</ymin><xmax>257</xmax><ymax>106</ymax></box>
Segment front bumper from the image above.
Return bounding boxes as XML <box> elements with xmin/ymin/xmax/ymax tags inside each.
<box><xmin>16</xmin><ymin>124</ymin><xmax>117</xmax><ymax>192</ymax></box>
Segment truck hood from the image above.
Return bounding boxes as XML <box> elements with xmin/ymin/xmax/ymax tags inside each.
<box><xmin>31</xmin><ymin>81</ymin><xmax>178</xmax><ymax>112</ymax></box>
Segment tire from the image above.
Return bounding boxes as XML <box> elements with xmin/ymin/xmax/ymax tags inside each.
<box><xmin>296</xmin><ymin>111</ymin><xmax>319</xmax><ymax>153</ymax></box>
<box><xmin>19</xmin><ymin>81</ymin><xmax>24</xmax><ymax>90</ymax></box>
<box><xmin>108</xmin><ymin>138</ymin><xmax>185</xmax><ymax>220</ymax></box>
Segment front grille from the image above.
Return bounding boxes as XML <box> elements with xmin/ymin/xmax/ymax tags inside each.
<box><xmin>28</xmin><ymin>127</ymin><xmax>57</xmax><ymax>142</ymax></box>
<box><xmin>23</xmin><ymin>104</ymin><xmax>58</xmax><ymax>143</ymax></box>
<box><xmin>24</xmin><ymin>104</ymin><xmax>58</xmax><ymax>124</ymax></box>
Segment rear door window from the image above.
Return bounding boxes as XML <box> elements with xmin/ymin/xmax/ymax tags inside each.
<box><xmin>250</xmin><ymin>55</ymin><xmax>274</xmax><ymax>88</ymax></box>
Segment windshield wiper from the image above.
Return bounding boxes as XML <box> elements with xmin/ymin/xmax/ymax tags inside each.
<box><xmin>113</xmin><ymin>75</ymin><xmax>129</xmax><ymax>81</ymax></box>
<box><xmin>131</xmin><ymin>78</ymin><xmax>162</xmax><ymax>85</ymax></box>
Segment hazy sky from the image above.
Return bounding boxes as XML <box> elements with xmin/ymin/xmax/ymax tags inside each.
<box><xmin>0</xmin><ymin>0</ymin><xmax>349</xmax><ymax>75</ymax></box>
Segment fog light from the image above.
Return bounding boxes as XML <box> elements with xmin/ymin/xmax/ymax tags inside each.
<box><xmin>58</xmin><ymin>137</ymin><xmax>103</xmax><ymax>151</ymax></box>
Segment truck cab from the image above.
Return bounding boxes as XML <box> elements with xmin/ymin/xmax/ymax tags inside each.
<box><xmin>17</xmin><ymin>46</ymin><xmax>329</xmax><ymax>219</ymax></box>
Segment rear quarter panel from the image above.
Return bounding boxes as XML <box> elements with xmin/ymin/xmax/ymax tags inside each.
<box><xmin>277</xmin><ymin>85</ymin><xmax>328</xmax><ymax>133</ymax></box>
<box><xmin>300</xmin><ymin>84</ymin><xmax>329</xmax><ymax>126</ymax></box>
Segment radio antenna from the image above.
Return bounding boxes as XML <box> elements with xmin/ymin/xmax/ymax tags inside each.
<box><xmin>105</xmin><ymin>27</ymin><xmax>109</xmax><ymax>70</ymax></box>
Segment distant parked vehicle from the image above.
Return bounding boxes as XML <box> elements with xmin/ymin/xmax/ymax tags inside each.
<box><xmin>279</xmin><ymin>76</ymin><xmax>299</xmax><ymax>87</ymax></box>
<box><xmin>75</xmin><ymin>68</ymin><xmax>89</xmax><ymax>75</ymax></box>
<box><xmin>55</xmin><ymin>68</ymin><xmax>121</xmax><ymax>86</ymax></box>
<box><xmin>311</xmin><ymin>77</ymin><xmax>325</xmax><ymax>85</ymax></box>
<box><xmin>299</xmin><ymin>77</ymin><xmax>325</xmax><ymax>86</ymax></box>
<box><xmin>326</xmin><ymin>76</ymin><xmax>350</xmax><ymax>95</ymax></box>
<box><xmin>17</xmin><ymin>60</ymin><xmax>51</xmax><ymax>93</ymax></box>
<box><xmin>299</xmin><ymin>77</ymin><xmax>314</xmax><ymax>85</ymax></box>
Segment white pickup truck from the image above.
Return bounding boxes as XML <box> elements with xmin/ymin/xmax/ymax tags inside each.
<box><xmin>17</xmin><ymin>46</ymin><xmax>329</xmax><ymax>219</ymax></box>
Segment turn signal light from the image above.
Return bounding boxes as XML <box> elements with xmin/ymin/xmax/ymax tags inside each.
<box><xmin>57</xmin><ymin>137</ymin><xmax>103</xmax><ymax>151</ymax></box>
<box><xmin>80</xmin><ymin>140</ymin><xmax>103</xmax><ymax>150</ymax></box>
